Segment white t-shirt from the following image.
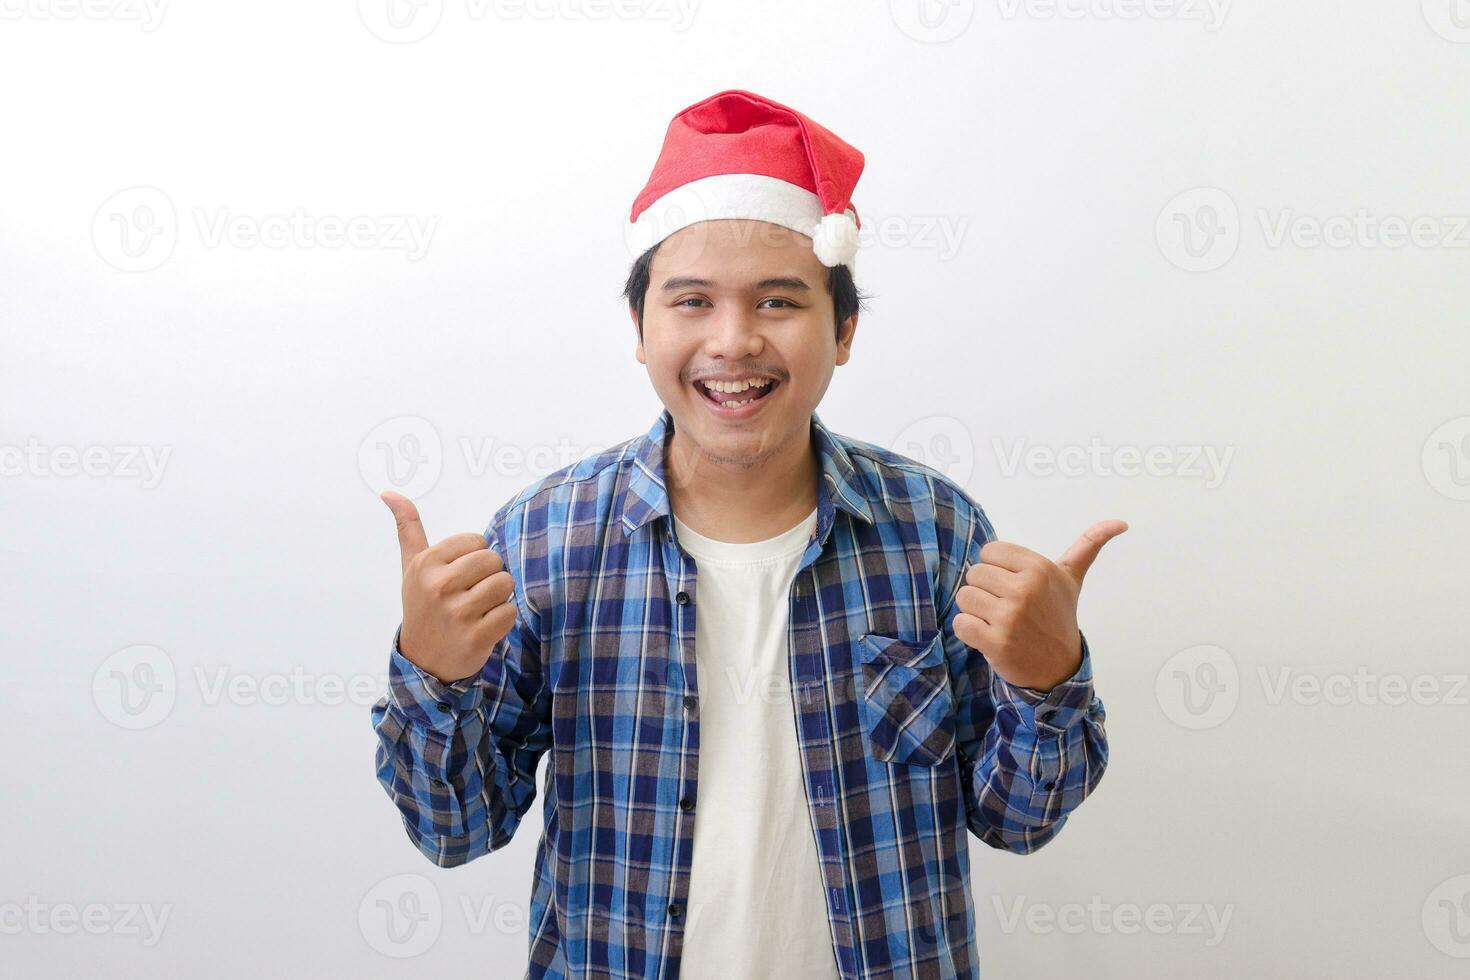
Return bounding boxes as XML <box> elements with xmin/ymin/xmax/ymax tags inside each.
<box><xmin>671</xmin><ymin>506</ymin><xmax>839</xmax><ymax>980</ymax></box>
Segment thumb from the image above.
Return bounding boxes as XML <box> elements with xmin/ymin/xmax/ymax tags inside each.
<box><xmin>1054</xmin><ymin>519</ymin><xmax>1128</xmax><ymax>585</ymax></box>
<box><xmin>381</xmin><ymin>490</ymin><xmax>430</xmax><ymax>573</ymax></box>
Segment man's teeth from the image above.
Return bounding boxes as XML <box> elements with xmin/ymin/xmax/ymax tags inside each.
<box><xmin>701</xmin><ymin>378</ymin><xmax>772</xmax><ymax>393</ymax></box>
<box><xmin>699</xmin><ymin>377</ymin><xmax>773</xmax><ymax>409</ymax></box>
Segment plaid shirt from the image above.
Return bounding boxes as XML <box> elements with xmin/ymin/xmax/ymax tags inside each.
<box><xmin>372</xmin><ymin>408</ymin><xmax>1108</xmax><ymax>979</ymax></box>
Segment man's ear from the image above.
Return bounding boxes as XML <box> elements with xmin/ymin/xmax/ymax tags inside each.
<box><xmin>834</xmin><ymin>312</ymin><xmax>859</xmax><ymax>366</ymax></box>
<box><xmin>631</xmin><ymin>304</ymin><xmax>646</xmax><ymax>364</ymax></box>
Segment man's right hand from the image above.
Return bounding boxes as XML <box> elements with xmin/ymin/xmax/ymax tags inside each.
<box><xmin>381</xmin><ymin>490</ymin><xmax>518</xmax><ymax>685</ymax></box>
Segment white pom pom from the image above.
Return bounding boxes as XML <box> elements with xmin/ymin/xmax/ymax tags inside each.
<box><xmin>810</xmin><ymin>211</ymin><xmax>860</xmax><ymax>269</ymax></box>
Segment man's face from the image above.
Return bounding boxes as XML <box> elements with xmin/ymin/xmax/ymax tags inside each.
<box><xmin>633</xmin><ymin>219</ymin><xmax>857</xmax><ymax>469</ymax></box>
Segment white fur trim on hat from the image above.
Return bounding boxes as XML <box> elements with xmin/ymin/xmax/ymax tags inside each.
<box><xmin>627</xmin><ymin>173</ymin><xmax>861</xmax><ymax>270</ymax></box>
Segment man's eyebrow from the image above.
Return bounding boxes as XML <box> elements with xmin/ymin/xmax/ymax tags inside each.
<box><xmin>659</xmin><ymin>275</ymin><xmax>814</xmax><ymax>292</ymax></box>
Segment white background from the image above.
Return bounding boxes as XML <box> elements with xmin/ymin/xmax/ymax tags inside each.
<box><xmin>4</xmin><ymin>1</ymin><xmax>1469</xmax><ymax>977</ymax></box>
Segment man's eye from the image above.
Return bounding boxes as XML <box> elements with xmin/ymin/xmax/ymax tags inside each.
<box><xmin>759</xmin><ymin>298</ymin><xmax>796</xmax><ymax>309</ymax></box>
<box><xmin>676</xmin><ymin>298</ymin><xmax>709</xmax><ymax>308</ymax></box>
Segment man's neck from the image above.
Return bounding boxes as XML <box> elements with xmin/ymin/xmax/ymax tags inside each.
<box><xmin>665</xmin><ymin>420</ymin><xmax>819</xmax><ymax>544</ymax></box>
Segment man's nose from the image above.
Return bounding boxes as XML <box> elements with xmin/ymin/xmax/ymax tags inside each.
<box><xmin>704</xmin><ymin>304</ymin><xmax>765</xmax><ymax>358</ymax></box>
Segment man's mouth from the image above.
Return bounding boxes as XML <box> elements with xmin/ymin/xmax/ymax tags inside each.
<box><xmin>692</xmin><ymin>377</ymin><xmax>780</xmax><ymax>412</ymax></box>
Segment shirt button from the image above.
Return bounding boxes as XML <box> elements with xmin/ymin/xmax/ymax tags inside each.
<box><xmin>668</xmin><ymin>903</ymin><xmax>683</xmax><ymax>918</ymax></box>
<box><xmin>683</xmin><ymin>694</ymin><xmax>697</xmax><ymax>712</ymax></box>
<box><xmin>435</xmin><ymin>701</ymin><xmax>452</xmax><ymax>713</ymax></box>
<box><xmin>675</xmin><ymin>591</ymin><xmax>690</xmax><ymax>605</ymax></box>
<box><xmin>431</xmin><ymin>778</ymin><xmax>446</xmax><ymax>787</ymax></box>
<box><xmin>679</xmin><ymin>796</ymin><xmax>694</xmax><ymax>812</ymax></box>
<box><xmin>1042</xmin><ymin>780</ymin><xmax>1056</xmax><ymax>791</ymax></box>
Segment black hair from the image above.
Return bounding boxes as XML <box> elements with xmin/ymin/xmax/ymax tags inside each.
<box><xmin>621</xmin><ymin>238</ymin><xmax>868</xmax><ymax>341</ymax></box>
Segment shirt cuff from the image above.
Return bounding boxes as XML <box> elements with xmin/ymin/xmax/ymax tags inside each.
<box><xmin>991</xmin><ymin>629</ymin><xmax>1097</xmax><ymax>736</ymax></box>
<box><xmin>386</xmin><ymin>625</ymin><xmax>485</xmax><ymax>734</ymax></box>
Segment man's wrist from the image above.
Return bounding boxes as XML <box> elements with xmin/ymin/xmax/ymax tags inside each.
<box><xmin>991</xmin><ymin>630</ymin><xmax>1096</xmax><ymax>734</ymax></box>
<box><xmin>398</xmin><ymin>626</ymin><xmax>480</xmax><ymax>687</ymax></box>
<box><xmin>387</xmin><ymin>626</ymin><xmax>484</xmax><ymax>730</ymax></box>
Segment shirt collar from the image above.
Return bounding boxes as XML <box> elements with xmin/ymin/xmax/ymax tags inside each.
<box><xmin>619</xmin><ymin>407</ymin><xmax>878</xmax><ymax>537</ymax></box>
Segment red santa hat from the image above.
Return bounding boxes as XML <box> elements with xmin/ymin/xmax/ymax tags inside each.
<box><xmin>627</xmin><ymin>88</ymin><xmax>866</xmax><ymax>272</ymax></box>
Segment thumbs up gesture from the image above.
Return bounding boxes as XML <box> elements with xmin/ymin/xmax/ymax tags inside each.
<box><xmin>951</xmin><ymin>520</ymin><xmax>1128</xmax><ymax>692</ymax></box>
<box><xmin>381</xmin><ymin>491</ymin><xmax>518</xmax><ymax>685</ymax></box>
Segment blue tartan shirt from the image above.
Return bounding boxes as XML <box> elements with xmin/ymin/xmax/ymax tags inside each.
<box><xmin>371</xmin><ymin>408</ymin><xmax>1108</xmax><ymax>979</ymax></box>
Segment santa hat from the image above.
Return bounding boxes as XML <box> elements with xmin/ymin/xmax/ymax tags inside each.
<box><xmin>627</xmin><ymin>88</ymin><xmax>866</xmax><ymax>272</ymax></box>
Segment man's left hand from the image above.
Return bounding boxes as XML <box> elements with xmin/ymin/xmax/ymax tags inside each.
<box><xmin>952</xmin><ymin>520</ymin><xmax>1128</xmax><ymax>692</ymax></box>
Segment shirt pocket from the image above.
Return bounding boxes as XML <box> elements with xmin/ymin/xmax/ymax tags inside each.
<box><xmin>856</xmin><ymin>629</ymin><xmax>956</xmax><ymax>767</ymax></box>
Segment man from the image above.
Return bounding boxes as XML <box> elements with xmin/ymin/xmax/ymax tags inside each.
<box><xmin>371</xmin><ymin>88</ymin><xmax>1121</xmax><ymax>979</ymax></box>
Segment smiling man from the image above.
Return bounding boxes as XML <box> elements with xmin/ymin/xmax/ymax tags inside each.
<box><xmin>371</xmin><ymin>88</ymin><xmax>1121</xmax><ymax>979</ymax></box>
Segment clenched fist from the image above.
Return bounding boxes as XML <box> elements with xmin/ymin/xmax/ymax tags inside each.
<box><xmin>952</xmin><ymin>519</ymin><xmax>1128</xmax><ymax>693</ymax></box>
<box><xmin>381</xmin><ymin>490</ymin><xmax>518</xmax><ymax>685</ymax></box>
